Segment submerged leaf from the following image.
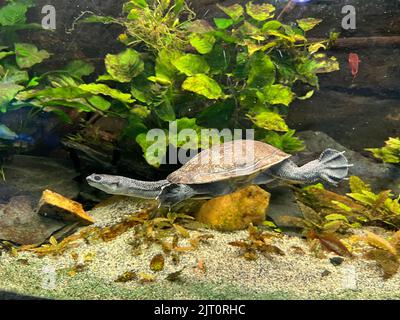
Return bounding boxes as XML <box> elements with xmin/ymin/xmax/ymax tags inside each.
<box><xmin>15</xmin><ymin>43</ymin><xmax>50</xmax><ymax>69</ymax></box>
<box><xmin>246</xmin><ymin>2</ymin><xmax>275</xmax><ymax>21</ymax></box>
<box><xmin>150</xmin><ymin>254</ymin><xmax>165</xmax><ymax>272</ymax></box>
<box><xmin>365</xmin><ymin>249</ymin><xmax>399</xmax><ymax>279</ymax></box>
<box><xmin>182</xmin><ymin>74</ymin><xmax>223</xmax><ymax>99</ymax></box>
<box><xmin>297</xmin><ymin>18</ymin><xmax>322</xmax><ymax>32</ymax></box>
<box><xmin>115</xmin><ymin>271</ymin><xmax>138</xmax><ymax>283</ymax></box>
<box><xmin>248</xmin><ymin>111</ymin><xmax>289</xmax><ymax>132</ymax></box>
<box><xmin>363</xmin><ymin>231</ymin><xmax>397</xmax><ymax>257</ymax></box>
<box><xmin>217</xmin><ymin>3</ymin><xmax>244</xmax><ymax>21</ymax></box>
<box><xmin>172</xmin><ymin>54</ymin><xmax>210</xmax><ymax>76</ymax></box>
<box><xmin>79</xmin><ymin>84</ymin><xmax>134</xmax><ymax>103</ymax></box>
<box><xmin>166</xmin><ymin>268</ymin><xmax>185</xmax><ymax>282</ymax></box>
<box><xmin>310</xmin><ymin>232</ymin><xmax>352</xmax><ymax>257</ymax></box>
<box><xmin>105</xmin><ymin>48</ymin><xmax>144</xmax><ymax>82</ymax></box>
<box><xmin>189</xmin><ymin>33</ymin><xmax>216</xmax><ymax>54</ymax></box>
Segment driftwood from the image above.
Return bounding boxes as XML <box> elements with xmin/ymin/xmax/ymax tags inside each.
<box><xmin>310</xmin><ymin>36</ymin><xmax>400</xmax><ymax>49</ymax></box>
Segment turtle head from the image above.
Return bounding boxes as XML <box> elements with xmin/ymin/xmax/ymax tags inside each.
<box><xmin>86</xmin><ymin>174</ymin><xmax>122</xmax><ymax>194</ymax></box>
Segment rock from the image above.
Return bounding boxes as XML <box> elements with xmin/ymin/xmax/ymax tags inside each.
<box><xmin>0</xmin><ymin>196</ymin><xmax>65</xmax><ymax>245</ymax></box>
<box><xmin>37</xmin><ymin>190</ymin><xmax>95</xmax><ymax>225</ymax></box>
<box><xmin>195</xmin><ymin>186</ymin><xmax>270</xmax><ymax>231</ymax></box>
<box><xmin>321</xmin><ymin>270</ymin><xmax>331</xmax><ymax>277</ymax></box>
<box><xmin>0</xmin><ymin>155</ymin><xmax>80</xmax><ymax>202</ymax></box>
<box><xmin>330</xmin><ymin>257</ymin><xmax>345</xmax><ymax>266</ymax></box>
<box><xmin>297</xmin><ymin>131</ymin><xmax>400</xmax><ymax>194</ymax></box>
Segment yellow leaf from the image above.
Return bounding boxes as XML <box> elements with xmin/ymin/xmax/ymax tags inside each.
<box><xmin>49</xmin><ymin>236</ymin><xmax>58</xmax><ymax>246</ymax></box>
<box><xmin>364</xmin><ymin>231</ymin><xmax>397</xmax><ymax>257</ymax></box>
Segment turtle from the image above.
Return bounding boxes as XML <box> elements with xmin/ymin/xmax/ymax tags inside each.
<box><xmin>86</xmin><ymin>140</ymin><xmax>352</xmax><ymax>207</ymax></box>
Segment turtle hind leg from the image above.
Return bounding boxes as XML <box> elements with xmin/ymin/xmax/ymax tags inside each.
<box><xmin>157</xmin><ymin>184</ymin><xmax>197</xmax><ymax>208</ymax></box>
<box><xmin>318</xmin><ymin>149</ymin><xmax>353</xmax><ymax>185</ymax></box>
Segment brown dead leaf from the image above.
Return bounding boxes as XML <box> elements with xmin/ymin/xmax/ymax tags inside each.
<box><xmin>114</xmin><ymin>271</ymin><xmax>138</xmax><ymax>283</ymax></box>
<box><xmin>309</xmin><ymin>231</ymin><xmax>352</xmax><ymax>257</ymax></box>
<box><xmin>364</xmin><ymin>231</ymin><xmax>397</xmax><ymax>257</ymax></box>
<box><xmin>365</xmin><ymin>249</ymin><xmax>399</xmax><ymax>279</ymax></box>
<box><xmin>166</xmin><ymin>268</ymin><xmax>185</xmax><ymax>282</ymax></box>
<box><xmin>150</xmin><ymin>253</ymin><xmax>165</xmax><ymax>272</ymax></box>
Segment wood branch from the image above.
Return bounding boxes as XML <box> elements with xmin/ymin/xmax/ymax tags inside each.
<box><xmin>310</xmin><ymin>36</ymin><xmax>400</xmax><ymax>49</ymax></box>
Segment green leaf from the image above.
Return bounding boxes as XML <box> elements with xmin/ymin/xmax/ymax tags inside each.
<box><xmin>172</xmin><ymin>54</ymin><xmax>210</xmax><ymax>76</ymax></box>
<box><xmin>262</xmin><ymin>130</ymin><xmax>304</xmax><ymax>153</ymax></box>
<box><xmin>0</xmin><ymin>51</ymin><xmax>14</xmax><ymax>60</ymax></box>
<box><xmin>41</xmin><ymin>99</ymin><xmax>94</xmax><ymax>112</ymax></box>
<box><xmin>314</xmin><ymin>54</ymin><xmax>340</xmax><ymax>74</ymax></box>
<box><xmin>65</xmin><ymin>60</ymin><xmax>95</xmax><ymax>79</ymax></box>
<box><xmin>0</xmin><ymin>3</ymin><xmax>28</xmax><ymax>26</ymax></box>
<box><xmin>262</xmin><ymin>84</ymin><xmax>294</xmax><ymax>106</ymax></box>
<box><xmin>155</xmin><ymin>49</ymin><xmax>181</xmax><ymax>83</ymax></box>
<box><xmin>154</xmin><ymin>98</ymin><xmax>176</xmax><ymax>122</ymax></box>
<box><xmin>15</xmin><ymin>43</ymin><xmax>50</xmax><ymax>69</ymax></box>
<box><xmin>4</xmin><ymin>69</ymin><xmax>29</xmax><ymax>85</ymax></box>
<box><xmin>87</xmin><ymin>95</ymin><xmax>111</xmax><ymax>111</ymax></box>
<box><xmin>136</xmin><ymin>132</ymin><xmax>167</xmax><ymax>168</ymax></box>
<box><xmin>197</xmin><ymin>99</ymin><xmax>235</xmax><ymax>129</ymax></box>
<box><xmin>246</xmin><ymin>2</ymin><xmax>275</xmax><ymax>21</ymax></box>
<box><xmin>0</xmin><ymin>124</ymin><xmax>18</xmax><ymax>140</ymax></box>
<box><xmin>297</xmin><ymin>18</ymin><xmax>322</xmax><ymax>32</ymax></box>
<box><xmin>105</xmin><ymin>48</ymin><xmax>144</xmax><ymax>83</ymax></box>
<box><xmin>16</xmin><ymin>87</ymin><xmax>88</xmax><ymax>101</ymax></box>
<box><xmin>189</xmin><ymin>33</ymin><xmax>216</xmax><ymax>54</ymax></box>
<box><xmin>366</xmin><ymin>137</ymin><xmax>400</xmax><ymax>164</ymax></box>
<box><xmin>205</xmin><ymin>44</ymin><xmax>229</xmax><ymax>74</ymax></box>
<box><xmin>262</xmin><ymin>20</ymin><xmax>282</xmax><ymax>31</ymax></box>
<box><xmin>248</xmin><ymin>111</ymin><xmax>288</xmax><ymax>132</ymax></box>
<box><xmin>126</xmin><ymin>0</ymin><xmax>148</xmax><ymax>9</ymax></box>
<box><xmin>44</xmin><ymin>108</ymin><xmax>73</xmax><ymax>124</ymax></box>
<box><xmin>79</xmin><ymin>84</ymin><xmax>134</xmax><ymax>103</ymax></box>
<box><xmin>217</xmin><ymin>4</ymin><xmax>244</xmax><ymax>21</ymax></box>
<box><xmin>182</xmin><ymin>74</ymin><xmax>223</xmax><ymax>100</ymax></box>
<box><xmin>308</xmin><ymin>42</ymin><xmax>327</xmax><ymax>54</ymax></box>
<box><xmin>297</xmin><ymin>90</ymin><xmax>314</xmax><ymax>100</ymax></box>
<box><xmin>214</xmin><ymin>18</ymin><xmax>234</xmax><ymax>30</ymax></box>
<box><xmin>349</xmin><ymin>176</ymin><xmax>372</xmax><ymax>194</ymax></box>
<box><xmin>325</xmin><ymin>214</ymin><xmax>349</xmax><ymax>223</ymax></box>
<box><xmin>247</xmin><ymin>53</ymin><xmax>276</xmax><ymax>88</ymax></box>
<box><xmin>0</xmin><ymin>83</ymin><xmax>24</xmax><ymax>112</ymax></box>
<box><xmin>169</xmin><ymin>118</ymin><xmax>202</xmax><ymax>149</ymax></box>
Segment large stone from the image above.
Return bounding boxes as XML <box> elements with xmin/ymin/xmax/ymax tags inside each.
<box><xmin>297</xmin><ymin>131</ymin><xmax>400</xmax><ymax>194</ymax></box>
<box><xmin>0</xmin><ymin>155</ymin><xmax>80</xmax><ymax>203</ymax></box>
<box><xmin>37</xmin><ymin>190</ymin><xmax>95</xmax><ymax>225</ymax></box>
<box><xmin>0</xmin><ymin>196</ymin><xmax>65</xmax><ymax>245</ymax></box>
<box><xmin>195</xmin><ymin>186</ymin><xmax>270</xmax><ymax>231</ymax></box>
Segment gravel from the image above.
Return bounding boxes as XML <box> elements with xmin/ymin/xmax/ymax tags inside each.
<box><xmin>0</xmin><ymin>197</ymin><xmax>399</xmax><ymax>300</ymax></box>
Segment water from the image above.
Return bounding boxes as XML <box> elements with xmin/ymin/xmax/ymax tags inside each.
<box><xmin>0</xmin><ymin>0</ymin><xmax>399</xmax><ymax>300</ymax></box>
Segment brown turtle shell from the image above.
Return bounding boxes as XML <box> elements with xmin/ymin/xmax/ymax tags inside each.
<box><xmin>167</xmin><ymin>140</ymin><xmax>291</xmax><ymax>185</ymax></box>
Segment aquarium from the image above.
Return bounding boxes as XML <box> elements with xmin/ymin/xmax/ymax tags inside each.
<box><xmin>0</xmin><ymin>0</ymin><xmax>399</xmax><ymax>304</ymax></box>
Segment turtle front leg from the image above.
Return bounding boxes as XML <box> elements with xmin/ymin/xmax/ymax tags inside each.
<box><xmin>157</xmin><ymin>184</ymin><xmax>198</xmax><ymax>208</ymax></box>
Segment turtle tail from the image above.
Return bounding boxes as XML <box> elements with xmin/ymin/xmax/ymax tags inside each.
<box><xmin>318</xmin><ymin>149</ymin><xmax>353</xmax><ymax>185</ymax></box>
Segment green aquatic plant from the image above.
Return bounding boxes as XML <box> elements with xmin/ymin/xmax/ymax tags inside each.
<box><xmin>28</xmin><ymin>0</ymin><xmax>339</xmax><ymax>167</ymax></box>
<box><xmin>0</xmin><ymin>0</ymin><xmax>51</xmax><ymax>115</ymax></box>
<box><xmin>366</xmin><ymin>137</ymin><xmax>400</xmax><ymax>164</ymax></box>
<box><xmin>84</xmin><ymin>0</ymin><xmax>195</xmax><ymax>52</ymax></box>
<box><xmin>296</xmin><ymin>176</ymin><xmax>400</xmax><ymax>230</ymax></box>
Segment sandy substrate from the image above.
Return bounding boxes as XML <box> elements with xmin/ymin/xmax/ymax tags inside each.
<box><xmin>0</xmin><ymin>197</ymin><xmax>399</xmax><ymax>300</ymax></box>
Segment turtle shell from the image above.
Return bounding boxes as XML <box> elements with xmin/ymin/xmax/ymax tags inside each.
<box><xmin>167</xmin><ymin>140</ymin><xmax>291</xmax><ymax>185</ymax></box>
